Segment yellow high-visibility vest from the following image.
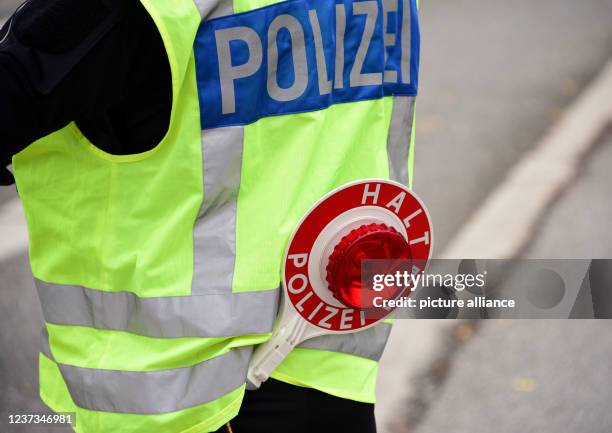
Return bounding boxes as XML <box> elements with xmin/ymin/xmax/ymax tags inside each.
<box><xmin>12</xmin><ymin>0</ymin><xmax>420</xmax><ymax>431</ymax></box>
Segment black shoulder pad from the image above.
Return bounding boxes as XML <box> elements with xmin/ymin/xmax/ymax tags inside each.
<box><xmin>2</xmin><ymin>0</ymin><xmax>124</xmax><ymax>95</ymax></box>
<box><xmin>0</xmin><ymin>167</ymin><xmax>15</xmax><ymax>186</ymax></box>
<box><xmin>13</xmin><ymin>0</ymin><xmax>116</xmax><ymax>54</ymax></box>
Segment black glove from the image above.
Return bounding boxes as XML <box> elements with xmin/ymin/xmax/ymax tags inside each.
<box><xmin>1</xmin><ymin>166</ymin><xmax>15</xmax><ymax>186</ymax></box>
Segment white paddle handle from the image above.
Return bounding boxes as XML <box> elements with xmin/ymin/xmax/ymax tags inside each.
<box><xmin>247</xmin><ymin>311</ymin><xmax>307</xmax><ymax>389</ymax></box>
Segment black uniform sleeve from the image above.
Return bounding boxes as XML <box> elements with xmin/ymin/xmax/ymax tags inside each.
<box><xmin>0</xmin><ymin>0</ymin><xmax>122</xmax><ymax>184</ymax></box>
<box><xmin>0</xmin><ymin>0</ymin><xmax>172</xmax><ymax>186</ymax></box>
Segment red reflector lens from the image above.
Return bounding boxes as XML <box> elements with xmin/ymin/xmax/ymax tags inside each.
<box><xmin>326</xmin><ymin>223</ymin><xmax>411</xmax><ymax>309</ymax></box>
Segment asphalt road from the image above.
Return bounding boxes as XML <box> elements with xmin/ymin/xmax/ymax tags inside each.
<box><xmin>415</xmin><ymin>320</ymin><xmax>612</xmax><ymax>433</ymax></box>
<box><xmin>415</xmin><ymin>0</ymin><xmax>612</xmax><ymax>249</ymax></box>
<box><xmin>412</xmin><ymin>128</ymin><xmax>612</xmax><ymax>433</ymax></box>
<box><xmin>2</xmin><ymin>0</ymin><xmax>612</xmax><ymax>432</ymax></box>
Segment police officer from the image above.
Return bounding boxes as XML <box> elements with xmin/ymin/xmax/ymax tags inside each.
<box><xmin>1</xmin><ymin>0</ymin><xmax>420</xmax><ymax>432</ymax></box>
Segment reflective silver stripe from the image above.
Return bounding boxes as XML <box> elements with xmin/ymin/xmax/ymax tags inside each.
<box><xmin>41</xmin><ymin>328</ymin><xmax>249</xmax><ymax>413</ymax></box>
<box><xmin>298</xmin><ymin>322</ymin><xmax>392</xmax><ymax>361</ymax></box>
<box><xmin>52</xmin><ymin>345</ymin><xmax>251</xmax><ymax>414</ymax></box>
<box><xmin>194</xmin><ymin>126</ymin><xmax>245</xmax><ymax>295</ymax></box>
<box><xmin>194</xmin><ymin>0</ymin><xmax>234</xmax><ymax>20</ymax></box>
<box><xmin>36</xmin><ymin>279</ymin><xmax>278</xmax><ymax>338</ymax></box>
<box><xmin>387</xmin><ymin>96</ymin><xmax>416</xmax><ymax>185</ymax></box>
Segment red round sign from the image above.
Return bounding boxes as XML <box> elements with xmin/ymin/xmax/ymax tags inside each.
<box><xmin>283</xmin><ymin>180</ymin><xmax>433</xmax><ymax>332</ymax></box>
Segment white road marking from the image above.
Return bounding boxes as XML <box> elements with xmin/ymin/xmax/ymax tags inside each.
<box><xmin>442</xmin><ymin>59</ymin><xmax>612</xmax><ymax>259</ymax></box>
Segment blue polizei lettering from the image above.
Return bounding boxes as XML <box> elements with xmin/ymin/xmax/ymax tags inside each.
<box><xmin>194</xmin><ymin>0</ymin><xmax>420</xmax><ymax>129</ymax></box>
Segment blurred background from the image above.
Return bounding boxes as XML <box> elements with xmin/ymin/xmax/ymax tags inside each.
<box><xmin>2</xmin><ymin>0</ymin><xmax>612</xmax><ymax>432</ymax></box>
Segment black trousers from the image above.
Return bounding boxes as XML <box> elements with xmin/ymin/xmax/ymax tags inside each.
<box><xmin>214</xmin><ymin>379</ymin><xmax>377</xmax><ymax>433</ymax></box>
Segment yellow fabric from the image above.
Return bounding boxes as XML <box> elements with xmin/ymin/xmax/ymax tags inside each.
<box><xmin>271</xmin><ymin>348</ymin><xmax>379</xmax><ymax>404</ymax></box>
<box><xmin>234</xmin><ymin>97</ymin><xmax>393</xmax><ymax>293</ymax></box>
<box><xmin>46</xmin><ymin>323</ymin><xmax>268</xmax><ymax>371</ymax></box>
